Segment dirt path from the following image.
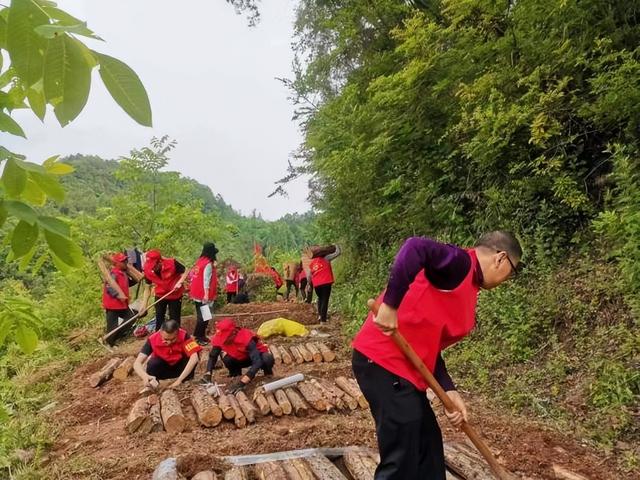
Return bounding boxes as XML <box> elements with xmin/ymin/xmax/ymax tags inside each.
<box><xmin>43</xmin><ymin>302</ymin><xmax>634</xmax><ymax>479</ymax></box>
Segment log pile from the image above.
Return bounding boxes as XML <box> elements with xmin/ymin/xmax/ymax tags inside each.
<box><xmin>126</xmin><ymin>375</ymin><xmax>368</xmax><ymax>434</ymax></box>
<box><xmin>89</xmin><ymin>357</ymin><xmax>121</xmax><ymax>387</ymax></box>
<box><xmin>271</xmin><ymin>342</ymin><xmax>337</xmax><ymax>366</ymax></box>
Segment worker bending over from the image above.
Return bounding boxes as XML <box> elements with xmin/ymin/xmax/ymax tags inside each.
<box><xmin>133</xmin><ymin>320</ymin><xmax>201</xmax><ymax>389</ymax></box>
<box><xmin>352</xmin><ymin>231</ymin><xmax>523</xmax><ymax>480</ymax></box>
<box><xmin>201</xmin><ymin>318</ymin><xmax>274</xmax><ymax>393</ymax></box>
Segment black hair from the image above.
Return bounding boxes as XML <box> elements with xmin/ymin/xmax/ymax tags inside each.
<box><xmin>200</xmin><ymin>242</ymin><xmax>219</xmax><ymax>261</ymax></box>
<box><xmin>475</xmin><ymin>231</ymin><xmax>523</xmax><ymax>261</ymax></box>
<box><xmin>162</xmin><ymin>319</ymin><xmax>180</xmax><ymax>334</ymax></box>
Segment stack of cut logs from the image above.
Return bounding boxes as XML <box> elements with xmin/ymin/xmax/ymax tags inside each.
<box><xmin>127</xmin><ymin>376</ymin><xmax>367</xmax><ymax>435</ymax></box>
<box><xmin>89</xmin><ymin>355</ymin><xmax>136</xmax><ymax>387</ymax></box>
<box><xmin>269</xmin><ymin>342</ymin><xmax>336</xmax><ymax>365</ymax></box>
<box><xmin>155</xmin><ymin>443</ymin><xmax>503</xmax><ymax>480</ymax></box>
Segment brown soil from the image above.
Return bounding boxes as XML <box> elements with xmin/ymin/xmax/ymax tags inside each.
<box><xmin>42</xmin><ymin>302</ymin><xmax>636</xmax><ymax>480</ymax></box>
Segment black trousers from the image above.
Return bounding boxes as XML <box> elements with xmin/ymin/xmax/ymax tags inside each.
<box><xmin>226</xmin><ymin>292</ymin><xmax>236</xmax><ymax>303</ymax></box>
<box><xmin>352</xmin><ymin>350</ymin><xmax>446</xmax><ymax>480</ymax></box>
<box><xmin>299</xmin><ymin>278</ymin><xmax>313</xmax><ymax>303</ymax></box>
<box><xmin>155</xmin><ymin>298</ymin><xmax>181</xmax><ymax>331</ymax></box>
<box><xmin>285</xmin><ymin>280</ymin><xmax>298</xmax><ymax>300</ymax></box>
<box><xmin>105</xmin><ymin>308</ymin><xmax>135</xmax><ymax>346</ymax></box>
<box><xmin>314</xmin><ymin>284</ymin><xmax>332</xmax><ymax>322</ymax></box>
<box><xmin>222</xmin><ymin>352</ymin><xmax>275</xmax><ymax>377</ymax></box>
<box><xmin>193</xmin><ymin>301</ymin><xmax>210</xmax><ymax>340</ymax></box>
<box><xmin>146</xmin><ymin>355</ymin><xmax>196</xmax><ymax>380</ymax></box>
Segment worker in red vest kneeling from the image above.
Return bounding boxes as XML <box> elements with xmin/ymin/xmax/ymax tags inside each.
<box><xmin>352</xmin><ymin>231</ymin><xmax>524</xmax><ymax>480</ymax></box>
<box><xmin>133</xmin><ymin>320</ymin><xmax>202</xmax><ymax>389</ymax></box>
<box><xmin>201</xmin><ymin>318</ymin><xmax>274</xmax><ymax>394</ymax></box>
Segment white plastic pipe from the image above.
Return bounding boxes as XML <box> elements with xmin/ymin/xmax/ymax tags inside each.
<box><xmin>262</xmin><ymin>373</ymin><xmax>305</xmax><ymax>393</ymax></box>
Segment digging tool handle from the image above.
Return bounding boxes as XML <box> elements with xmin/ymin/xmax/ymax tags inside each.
<box><xmin>369</xmin><ymin>301</ymin><xmax>513</xmax><ymax>480</ymax></box>
<box><xmin>102</xmin><ymin>271</ymin><xmax>189</xmax><ymax>342</ymax></box>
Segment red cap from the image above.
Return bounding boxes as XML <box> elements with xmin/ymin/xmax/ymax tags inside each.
<box><xmin>111</xmin><ymin>252</ymin><xmax>128</xmax><ymax>263</ymax></box>
<box><xmin>211</xmin><ymin>318</ymin><xmax>237</xmax><ymax>347</ymax></box>
<box><xmin>146</xmin><ymin>249</ymin><xmax>161</xmax><ymax>261</ymax></box>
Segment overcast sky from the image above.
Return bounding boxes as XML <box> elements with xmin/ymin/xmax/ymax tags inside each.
<box><xmin>4</xmin><ymin>0</ymin><xmax>310</xmax><ymax>221</ymax></box>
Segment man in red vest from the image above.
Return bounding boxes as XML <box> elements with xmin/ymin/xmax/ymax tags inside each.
<box><xmin>142</xmin><ymin>249</ymin><xmax>186</xmax><ymax>331</ymax></box>
<box><xmin>190</xmin><ymin>242</ymin><xmax>219</xmax><ymax>346</ymax></box>
<box><xmin>225</xmin><ymin>266</ymin><xmax>239</xmax><ymax>303</ymax></box>
<box><xmin>133</xmin><ymin>319</ymin><xmax>202</xmax><ymax>389</ymax></box>
<box><xmin>352</xmin><ymin>231</ymin><xmax>523</xmax><ymax>480</ymax></box>
<box><xmin>201</xmin><ymin>318</ymin><xmax>275</xmax><ymax>394</ymax></box>
<box><xmin>309</xmin><ymin>244</ymin><xmax>341</xmax><ymax>322</ymax></box>
<box><xmin>102</xmin><ymin>252</ymin><xmax>138</xmax><ymax>346</ymax></box>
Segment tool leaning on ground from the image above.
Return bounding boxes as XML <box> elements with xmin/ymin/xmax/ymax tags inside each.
<box><xmin>368</xmin><ymin>299</ymin><xmax>517</xmax><ymax>480</ymax></box>
<box><xmin>101</xmin><ymin>270</ymin><xmax>190</xmax><ymax>344</ymax></box>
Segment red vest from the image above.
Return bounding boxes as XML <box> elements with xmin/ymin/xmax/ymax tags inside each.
<box><xmin>310</xmin><ymin>257</ymin><xmax>334</xmax><ymax>286</ymax></box>
<box><xmin>352</xmin><ymin>249</ymin><xmax>480</xmax><ymax>391</ymax></box>
<box><xmin>211</xmin><ymin>328</ymin><xmax>269</xmax><ymax>361</ymax></box>
<box><xmin>270</xmin><ymin>269</ymin><xmax>284</xmax><ymax>289</ymax></box>
<box><xmin>225</xmin><ymin>270</ymin><xmax>239</xmax><ymax>293</ymax></box>
<box><xmin>190</xmin><ymin>257</ymin><xmax>217</xmax><ymax>301</ymax></box>
<box><xmin>148</xmin><ymin>328</ymin><xmax>202</xmax><ymax>365</ymax></box>
<box><xmin>144</xmin><ymin>258</ymin><xmax>184</xmax><ymax>300</ymax></box>
<box><xmin>102</xmin><ymin>268</ymin><xmax>129</xmax><ymax>310</ymax></box>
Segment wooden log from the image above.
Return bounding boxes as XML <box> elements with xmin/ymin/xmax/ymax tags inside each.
<box><xmin>254</xmin><ymin>392</ymin><xmax>271</xmax><ymax>416</ymax></box>
<box><xmin>552</xmin><ymin>465</ymin><xmax>590</xmax><ymax>480</ymax></box>
<box><xmin>227</xmin><ymin>394</ymin><xmax>247</xmax><ymax>428</ymax></box>
<box><xmin>319</xmin><ymin>379</ymin><xmax>358</xmax><ymax>410</ymax></box>
<box><xmin>311</xmin><ymin>379</ymin><xmax>343</xmax><ymax>410</ymax></box>
<box><xmin>284</xmin><ymin>387</ymin><xmax>308</xmax><ymax>417</ymax></box>
<box><xmin>279</xmin><ymin>346</ymin><xmax>293</xmax><ymax>365</ymax></box>
<box><xmin>89</xmin><ymin>358</ymin><xmax>121</xmax><ymax>387</ymax></box>
<box><xmin>443</xmin><ymin>442</ymin><xmax>494</xmax><ymax>480</ymax></box>
<box><xmin>305</xmin><ymin>454</ymin><xmax>348</xmax><ymax>480</ymax></box>
<box><xmin>296</xmin><ymin>343</ymin><xmax>313</xmax><ymax>362</ymax></box>
<box><xmin>254</xmin><ymin>461</ymin><xmax>288</xmax><ymax>480</ymax></box>
<box><xmin>336</xmin><ymin>377</ymin><xmax>368</xmax><ymax>409</ymax></box>
<box><xmin>192</xmin><ymin>471</ymin><xmax>217</xmax><ymax>480</ymax></box>
<box><xmin>224</xmin><ymin>467</ymin><xmax>248</xmax><ymax>480</ymax></box>
<box><xmin>305</xmin><ymin>342</ymin><xmax>323</xmax><ymax>363</ymax></box>
<box><xmin>269</xmin><ymin>345</ymin><xmax>282</xmax><ymax>365</ymax></box>
<box><xmin>235</xmin><ymin>391</ymin><xmax>258</xmax><ymax>423</ymax></box>
<box><xmin>315</xmin><ymin>342</ymin><xmax>336</xmax><ymax>362</ymax></box>
<box><xmin>113</xmin><ymin>356</ymin><xmax>135</xmax><ymax>381</ymax></box>
<box><xmin>218</xmin><ymin>391</ymin><xmax>235</xmax><ymax>420</ymax></box>
<box><xmin>343</xmin><ymin>451</ymin><xmax>377</xmax><ymax>480</ymax></box>
<box><xmin>191</xmin><ymin>388</ymin><xmax>222</xmax><ymax>427</ymax></box>
<box><xmin>266</xmin><ymin>392</ymin><xmax>283</xmax><ymax>416</ymax></box>
<box><xmin>282</xmin><ymin>458</ymin><xmax>316</xmax><ymax>480</ymax></box>
<box><xmin>297</xmin><ymin>381</ymin><xmax>330</xmax><ymax>412</ymax></box>
<box><xmin>160</xmin><ymin>389</ymin><xmax>186</xmax><ymax>434</ymax></box>
<box><xmin>148</xmin><ymin>396</ymin><xmax>164</xmax><ymax>433</ymax></box>
<box><xmin>275</xmin><ymin>389</ymin><xmax>292</xmax><ymax>415</ymax></box>
<box><xmin>289</xmin><ymin>345</ymin><xmax>304</xmax><ymax>364</ymax></box>
<box><xmin>152</xmin><ymin>458</ymin><xmax>186</xmax><ymax>480</ymax></box>
<box><xmin>126</xmin><ymin>396</ymin><xmax>152</xmax><ymax>434</ymax></box>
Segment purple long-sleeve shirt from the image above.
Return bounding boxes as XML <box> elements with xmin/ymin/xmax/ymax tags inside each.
<box><xmin>381</xmin><ymin>237</ymin><xmax>483</xmax><ymax>391</ymax></box>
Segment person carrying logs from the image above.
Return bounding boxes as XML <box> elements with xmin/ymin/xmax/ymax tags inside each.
<box><xmin>133</xmin><ymin>319</ymin><xmax>202</xmax><ymax>389</ymax></box>
<box><xmin>141</xmin><ymin>249</ymin><xmax>186</xmax><ymax>331</ymax></box>
<box><xmin>190</xmin><ymin>242</ymin><xmax>219</xmax><ymax>346</ymax></box>
<box><xmin>200</xmin><ymin>318</ymin><xmax>275</xmax><ymax>393</ymax></box>
<box><xmin>351</xmin><ymin>231</ymin><xmax>524</xmax><ymax>480</ymax></box>
<box><xmin>100</xmin><ymin>251</ymin><xmax>144</xmax><ymax>346</ymax></box>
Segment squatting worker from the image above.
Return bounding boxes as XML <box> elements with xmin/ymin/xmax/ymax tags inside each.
<box><xmin>201</xmin><ymin>318</ymin><xmax>275</xmax><ymax>394</ymax></box>
<box><xmin>352</xmin><ymin>231</ymin><xmax>523</xmax><ymax>480</ymax></box>
<box><xmin>133</xmin><ymin>320</ymin><xmax>201</xmax><ymax>389</ymax></box>
<box><xmin>142</xmin><ymin>249</ymin><xmax>185</xmax><ymax>331</ymax></box>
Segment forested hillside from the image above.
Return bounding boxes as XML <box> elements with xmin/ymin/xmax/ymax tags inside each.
<box><xmin>284</xmin><ymin>0</ymin><xmax>639</xmax><ymax>459</ymax></box>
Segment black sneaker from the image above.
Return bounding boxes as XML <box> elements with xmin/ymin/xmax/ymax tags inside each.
<box><xmin>196</xmin><ymin>337</ymin><xmax>209</xmax><ymax>346</ymax></box>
